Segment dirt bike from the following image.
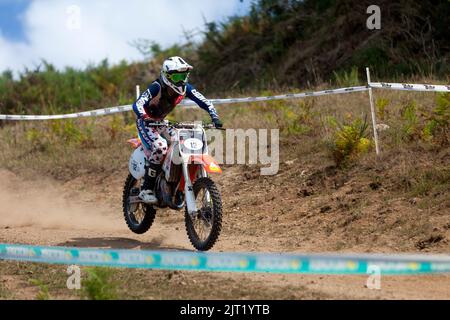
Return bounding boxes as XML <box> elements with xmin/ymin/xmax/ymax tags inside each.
<box><xmin>122</xmin><ymin>121</ymin><xmax>223</xmax><ymax>251</ymax></box>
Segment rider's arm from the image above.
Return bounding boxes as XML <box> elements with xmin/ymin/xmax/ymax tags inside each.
<box><xmin>185</xmin><ymin>83</ymin><xmax>220</xmax><ymax>121</ymax></box>
<box><xmin>132</xmin><ymin>82</ymin><xmax>161</xmax><ymax>118</ymax></box>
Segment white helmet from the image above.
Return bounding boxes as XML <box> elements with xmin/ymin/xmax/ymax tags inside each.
<box><xmin>160</xmin><ymin>56</ymin><xmax>193</xmax><ymax>95</ymax></box>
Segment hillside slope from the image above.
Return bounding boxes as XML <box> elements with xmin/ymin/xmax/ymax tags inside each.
<box><xmin>192</xmin><ymin>0</ymin><xmax>450</xmax><ymax>91</ymax></box>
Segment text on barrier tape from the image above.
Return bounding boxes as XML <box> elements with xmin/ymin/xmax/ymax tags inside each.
<box><xmin>1</xmin><ymin>244</ymin><xmax>450</xmax><ymax>275</ymax></box>
<box><xmin>369</xmin><ymin>82</ymin><xmax>450</xmax><ymax>92</ymax></box>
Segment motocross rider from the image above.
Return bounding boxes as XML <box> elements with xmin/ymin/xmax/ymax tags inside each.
<box><xmin>132</xmin><ymin>56</ymin><xmax>223</xmax><ymax>203</ymax></box>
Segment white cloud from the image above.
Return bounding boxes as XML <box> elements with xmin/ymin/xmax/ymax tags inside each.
<box><xmin>0</xmin><ymin>0</ymin><xmax>250</xmax><ymax>74</ymax></box>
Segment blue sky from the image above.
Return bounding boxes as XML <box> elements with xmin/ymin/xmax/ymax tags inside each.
<box><xmin>0</xmin><ymin>0</ymin><xmax>31</xmax><ymax>42</ymax></box>
<box><xmin>0</xmin><ymin>0</ymin><xmax>252</xmax><ymax>74</ymax></box>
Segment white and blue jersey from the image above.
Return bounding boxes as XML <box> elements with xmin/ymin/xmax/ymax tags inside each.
<box><xmin>132</xmin><ymin>79</ymin><xmax>219</xmax><ymax>121</ymax></box>
<box><xmin>133</xmin><ymin>79</ymin><xmax>219</xmax><ymax>164</ymax></box>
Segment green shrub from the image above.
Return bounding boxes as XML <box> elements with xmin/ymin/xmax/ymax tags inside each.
<box><xmin>125</xmin><ymin>123</ymin><xmax>138</xmax><ymax>137</ymax></box>
<box><xmin>81</xmin><ymin>267</ymin><xmax>119</xmax><ymax>300</ymax></box>
<box><xmin>105</xmin><ymin>115</ymin><xmax>124</xmax><ymax>141</ymax></box>
<box><xmin>29</xmin><ymin>279</ymin><xmax>51</xmax><ymax>300</ymax></box>
<box><xmin>422</xmin><ymin>93</ymin><xmax>449</xmax><ymax>145</ymax></box>
<box><xmin>49</xmin><ymin>119</ymin><xmax>95</xmax><ymax>147</ymax></box>
<box><xmin>376</xmin><ymin>98</ymin><xmax>389</xmax><ymax>120</ymax></box>
<box><xmin>282</xmin><ymin>104</ymin><xmax>312</xmax><ymax>135</ymax></box>
<box><xmin>351</xmin><ymin>47</ymin><xmax>389</xmax><ymax>71</ymax></box>
<box><xmin>328</xmin><ymin>115</ymin><xmax>372</xmax><ymax>166</ymax></box>
<box><xmin>401</xmin><ymin>100</ymin><xmax>419</xmax><ymax>140</ymax></box>
<box><xmin>79</xmin><ymin>120</ymin><xmax>95</xmax><ymax>147</ymax></box>
<box><xmin>60</xmin><ymin>120</ymin><xmax>83</xmax><ymax>144</ymax></box>
<box><xmin>25</xmin><ymin>127</ymin><xmax>49</xmax><ymax>152</ymax></box>
<box><xmin>333</xmin><ymin>67</ymin><xmax>360</xmax><ymax>87</ymax></box>
<box><xmin>26</xmin><ymin>128</ymin><xmax>45</xmax><ymax>145</ymax></box>
<box><xmin>260</xmin><ymin>99</ymin><xmax>316</xmax><ymax>136</ymax></box>
<box><xmin>408</xmin><ymin>168</ymin><xmax>450</xmax><ymax>197</ymax></box>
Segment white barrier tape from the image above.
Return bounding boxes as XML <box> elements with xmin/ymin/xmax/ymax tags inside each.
<box><xmin>0</xmin><ymin>104</ymin><xmax>133</xmax><ymax>121</ymax></box>
<box><xmin>180</xmin><ymin>86</ymin><xmax>370</xmax><ymax>106</ymax></box>
<box><xmin>370</xmin><ymin>82</ymin><xmax>450</xmax><ymax>92</ymax></box>
<box><xmin>0</xmin><ymin>86</ymin><xmax>369</xmax><ymax>121</ymax></box>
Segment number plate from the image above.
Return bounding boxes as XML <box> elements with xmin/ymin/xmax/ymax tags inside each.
<box><xmin>183</xmin><ymin>138</ymin><xmax>203</xmax><ymax>151</ymax></box>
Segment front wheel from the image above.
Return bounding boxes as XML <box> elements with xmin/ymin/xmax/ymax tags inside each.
<box><xmin>122</xmin><ymin>174</ymin><xmax>156</xmax><ymax>234</ymax></box>
<box><xmin>185</xmin><ymin>177</ymin><xmax>223</xmax><ymax>251</ymax></box>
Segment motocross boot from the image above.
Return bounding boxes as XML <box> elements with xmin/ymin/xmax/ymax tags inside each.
<box><xmin>138</xmin><ymin>162</ymin><xmax>161</xmax><ymax>204</ymax></box>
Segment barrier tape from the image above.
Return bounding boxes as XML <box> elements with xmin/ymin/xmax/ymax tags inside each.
<box><xmin>0</xmin><ymin>104</ymin><xmax>133</xmax><ymax>121</ymax></box>
<box><xmin>1</xmin><ymin>243</ymin><xmax>450</xmax><ymax>274</ymax></box>
<box><xmin>369</xmin><ymin>82</ymin><xmax>450</xmax><ymax>92</ymax></box>
<box><xmin>1</xmin><ymin>80</ymin><xmax>449</xmax><ymax>121</ymax></box>
<box><xmin>0</xmin><ymin>86</ymin><xmax>369</xmax><ymax>121</ymax></box>
<box><xmin>180</xmin><ymin>86</ymin><xmax>370</xmax><ymax>106</ymax></box>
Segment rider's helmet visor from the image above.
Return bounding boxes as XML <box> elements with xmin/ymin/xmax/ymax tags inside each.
<box><xmin>167</xmin><ymin>71</ymin><xmax>189</xmax><ymax>86</ymax></box>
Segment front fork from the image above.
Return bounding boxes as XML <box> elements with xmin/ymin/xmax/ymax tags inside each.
<box><xmin>182</xmin><ymin>154</ymin><xmax>198</xmax><ymax>216</ymax></box>
<box><xmin>182</xmin><ymin>156</ymin><xmax>209</xmax><ymax>216</ymax></box>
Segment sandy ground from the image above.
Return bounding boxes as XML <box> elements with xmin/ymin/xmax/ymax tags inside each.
<box><xmin>0</xmin><ymin>169</ymin><xmax>449</xmax><ymax>300</ymax></box>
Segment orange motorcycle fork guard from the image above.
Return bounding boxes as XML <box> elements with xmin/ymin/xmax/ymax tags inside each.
<box><xmin>178</xmin><ymin>154</ymin><xmax>222</xmax><ymax>191</ymax></box>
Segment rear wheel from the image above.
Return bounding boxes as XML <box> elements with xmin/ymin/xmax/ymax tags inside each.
<box><xmin>122</xmin><ymin>174</ymin><xmax>156</xmax><ymax>234</ymax></box>
<box><xmin>185</xmin><ymin>177</ymin><xmax>222</xmax><ymax>251</ymax></box>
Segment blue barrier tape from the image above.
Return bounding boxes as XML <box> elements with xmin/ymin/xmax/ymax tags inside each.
<box><xmin>1</xmin><ymin>244</ymin><xmax>450</xmax><ymax>275</ymax></box>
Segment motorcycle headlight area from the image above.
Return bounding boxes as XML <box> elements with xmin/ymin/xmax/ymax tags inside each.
<box><xmin>178</xmin><ymin>129</ymin><xmax>206</xmax><ymax>155</ymax></box>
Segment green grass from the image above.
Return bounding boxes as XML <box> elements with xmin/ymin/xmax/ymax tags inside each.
<box><xmin>29</xmin><ymin>279</ymin><xmax>52</xmax><ymax>300</ymax></box>
<box><xmin>409</xmin><ymin>168</ymin><xmax>450</xmax><ymax>197</ymax></box>
<box><xmin>81</xmin><ymin>267</ymin><xmax>119</xmax><ymax>300</ymax></box>
<box><xmin>333</xmin><ymin>67</ymin><xmax>361</xmax><ymax>87</ymax></box>
<box><xmin>0</xmin><ymin>86</ymin><xmax>448</xmax><ymax>182</ymax></box>
<box><xmin>0</xmin><ymin>281</ymin><xmax>12</xmax><ymax>299</ymax></box>
<box><xmin>0</xmin><ymin>261</ymin><xmax>328</xmax><ymax>300</ymax></box>
<box><xmin>0</xmin><ymin>117</ymin><xmax>132</xmax><ymax>181</ymax></box>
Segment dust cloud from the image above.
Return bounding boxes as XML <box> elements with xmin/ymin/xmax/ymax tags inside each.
<box><xmin>0</xmin><ymin>170</ymin><xmax>121</xmax><ymax>231</ymax></box>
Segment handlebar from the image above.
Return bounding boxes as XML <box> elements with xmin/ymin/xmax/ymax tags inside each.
<box><xmin>143</xmin><ymin>119</ymin><xmax>225</xmax><ymax>130</ymax></box>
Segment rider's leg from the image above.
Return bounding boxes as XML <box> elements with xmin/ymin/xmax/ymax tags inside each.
<box><xmin>136</xmin><ymin>119</ymin><xmax>168</xmax><ymax>203</ymax></box>
<box><xmin>142</xmin><ymin>162</ymin><xmax>161</xmax><ymax>191</ymax></box>
<box><xmin>160</xmin><ymin>126</ymin><xmax>176</xmax><ymax>142</ymax></box>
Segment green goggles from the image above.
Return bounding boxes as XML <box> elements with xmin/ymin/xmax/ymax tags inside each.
<box><xmin>166</xmin><ymin>72</ymin><xmax>189</xmax><ymax>84</ymax></box>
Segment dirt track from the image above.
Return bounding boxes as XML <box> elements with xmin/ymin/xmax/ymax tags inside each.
<box><xmin>0</xmin><ymin>169</ymin><xmax>449</xmax><ymax>300</ymax></box>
